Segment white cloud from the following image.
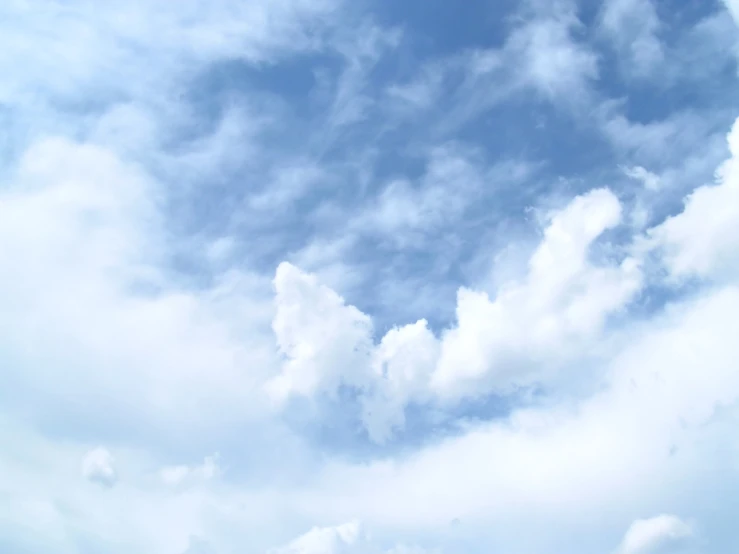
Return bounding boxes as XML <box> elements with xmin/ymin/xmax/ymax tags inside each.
<box><xmin>361</xmin><ymin>320</ymin><xmax>440</xmax><ymax>443</ymax></box>
<box><xmin>161</xmin><ymin>453</ymin><xmax>221</xmax><ymax>486</ymax></box>
<box><xmin>623</xmin><ymin>166</ymin><xmax>661</xmax><ymax>192</ymax></box>
<box><xmin>352</xmin><ymin>146</ymin><xmax>485</xmax><ymax>244</ymax></box>
<box><xmin>265</xmin><ymin>121</ymin><xmax>739</xmax><ymax>545</ymax></box>
<box><xmin>82</xmin><ymin>447</ymin><xmax>117</xmax><ymax>488</ymax></box>
<box><xmin>616</xmin><ymin>515</ymin><xmax>693</xmax><ymax>554</ymax></box>
<box><xmin>386</xmin><ymin>67</ymin><xmax>444</xmax><ymax>112</ymax></box>
<box><xmin>267</xmin><ymin>262</ymin><xmax>374</xmax><ymax>404</ymax></box>
<box><xmin>2</xmin><ymin>1</ymin><xmax>739</xmax><ymax>553</ymax></box>
<box><xmin>507</xmin><ymin>6</ymin><xmax>599</xmax><ymax>103</ymax></box>
<box><xmin>292</xmin><ymin>283</ymin><xmax>739</xmax><ymax>551</ymax></box>
<box><xmin>0</xmin><ymin>0</ymin><xmax>341</xmax><ymax>103</ymax></box>
<box><xmin>431</xmin><ymin>188</ymin><xmax>640</xmax><ymax>399</ymax></box>
<box><xmin>599</xmin><ymin>0</ymin><xmax>664</xmax><ymax>76</ymax></box>
<box><xmin>649</xmin><ymin>117</ymin><xmax>739</xmax><ymax>282</ymax></box>
<box><xmin>724</xmin><ymin>0</ymin><xmax>739</xmax><ymax>27</ymax></box>
<box><xmin>0</xmin><ymin>133</ymin><xmax>279</xmax><ymax>442</ymax></box>
<box><xmin>269</xmin><ymin>188</ymin><xmax>643</xmax><ymax>440</ymax></box>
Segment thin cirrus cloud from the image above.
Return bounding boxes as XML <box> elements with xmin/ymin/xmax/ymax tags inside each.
<box><xmin>1</xmin><ymin>0</ymin><xmax>739</xmax><ymax>553</ymax></box>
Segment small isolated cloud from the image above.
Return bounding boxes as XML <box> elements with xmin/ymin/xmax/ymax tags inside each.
<box><xmin>616</xmin><ymin>515</ymin><xmax>693</xmax><ymax>554</ymax></box>
<box><xmin>161</xmin><ymin>453</ymin><xmax>221</xmax><ymax>486</ymax></box>
<box><xmin>82</xmin><ymin>447</ymin><xmax>117</xmax><ymax>488</ymax></box>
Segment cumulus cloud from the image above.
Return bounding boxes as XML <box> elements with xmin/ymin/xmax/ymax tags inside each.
<box><xmin>82</xmin><ymin>447</ymin><xmax>117</xmax><ymax>488</ymax></box>
<box><xmin>649</xmin><ymin>118</ymin><xmax>739</xmax><ymax>282</ymax></box>
<box><xmin>290</xmin><ymin>282</ymin><xmax>739</xmax><ymax>552</ymax></box>
<box><xmin>269</xmin><ymin>188</ymin><xmax>643</xmax><ymax>440</ymax></box>
<box><xmin>267</xmin><ymin>262</ymin><xmax>374</xmax><ymax>404</ymax></box>
<box><xmin>3</xmin><ymin>0</ymin><xmax>739</xmax><ymax>553</ymax></box>
<box><xmin>265</xmin><ymin>119</ymin><xmax>739</xmax><ymax>550</ymax></box>
<box><xmin>615</xmin><ymin>515</ymin><xmax>693</xmax><ymax>554</ymax></box>
<box><xmin>431</xmin><ymin>188</ymin><xmax>641</xmax><ymax>399</ymax></box>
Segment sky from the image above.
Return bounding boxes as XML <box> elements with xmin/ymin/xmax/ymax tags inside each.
<box><xmin>1</xmin><ymin>0</ymin><xmax>739</xmax><ymax>552</ymax></box>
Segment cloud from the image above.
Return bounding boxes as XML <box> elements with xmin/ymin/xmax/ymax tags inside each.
<box><xmin>292</xmin><ymin>281</ymin><xmax>739</xmax><ymax>550</ymax></box>
<box><xmin>267</xmin><ymin>262</ymin><xmax>374</xmax><ymax>404</ymax></box>
<box><xmin>616</xmin><ymin>515</ymin><xmax>693</xmax><ymax>554</ymax></box>
<box><xmin>269</xmin><ymin>187</ymin><xmax>643</xmax><ymax>441</ymax></box>
<box><xmin>431</xmin><ymin>188</ymin><xmax>640</xmax><ymax>399</ymax></box>
<box><xmin>0</xmin><ymin>136</ymin><xmax>278</xmax><ymax>439</ymax></box>
<box><xmin>82</xmin><ymin>447</ymin><xmax>118</xmax><ymax>488</ymax></box>
<box><xmin>599</xmin><ymin>0</ymin><xmax>664</xmax><ymax>76</ymax></box>
<box><xmin>266</xmin><ymin>118</ymin><xmax>739</xmax><ymax>550</ymax></box>
<box><xmin>623</xmin><ymin>166</ymin><xmax>661</xmax><ymax>192</ymax></box>
<box><xmin>351</xmin><ymin>145</ymin><xmax>488</xmax><ymax>244</ymax></box>
<box><xmin>648</xmin><ymin>118</ymin><xmax>739</xmax><ymax>282</ymax></box>
<box><xmin>724</xmin><ymin>0</ymin><xmax>739</xmax><ymax>27</ymax></box>
<box><xmin>3</xmin><ymin>0</ymin><xmax>739</xmax><ymax>553</ymax></box>
<box><xmin>506</xmin><ymin>4</ymin><xmax>599</xmax><ymax>103</ymax></box>
<box><xmin>161</xmin><ymin>453</ymin><xmax>221</xmax><ymax>486</ymax></box>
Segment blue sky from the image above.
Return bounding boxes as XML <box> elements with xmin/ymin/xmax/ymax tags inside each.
<box><xmin>1</xmin><ymin>0</ymin><xmax>739</xmax><ymax>552</ymax></box>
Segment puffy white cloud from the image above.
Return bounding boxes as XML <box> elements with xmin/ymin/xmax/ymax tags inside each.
<box><xmin>267</xmin><ymin>262</ymin><xmax>374</xmax><ymax>404</ymax></box>
<box><xmin>649</xmin><ymin>117</ymin><xmax>739</xmax><ymax>282</ymax></box>
<box><xmin>431</xmin><ymin>188</ymin><xmax>641</xmax><ymax>399</ymax></box>
<box><xmin>616</xmin><ymin>515</ymin><xmax>693</xmax><ymax>554</ymax></box>
<box><xmin>270</xmin><ymin>187</ymin><xmax>642</xmax><ymax>440</ymax></box>
<box><xmin>361</xmin><ymin>320</ymin><xmax>440</xmax><ymax>443</ymax></box>
<box><xmin>291</xmin><ymin>282</ymin><xmax>739</xmax><ymax>554</ymax></box>
<box><xmin>82</xmin><ymin>447</ymin><xmax>117</xmax><ymax>488</ymax></box>
<box><xmin>2</xmin><ymin>0</ymin><xmax>739</xmax><ymax>553</ymax></box>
